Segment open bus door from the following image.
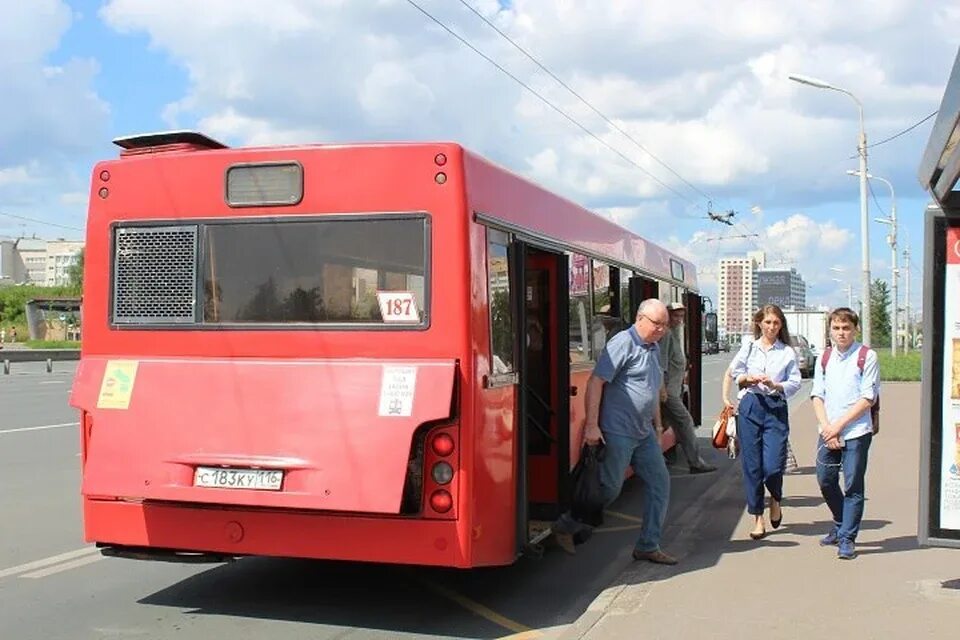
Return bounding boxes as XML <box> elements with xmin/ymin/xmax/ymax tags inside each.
<box><xmin>684</xmin><ymin>293</ymin><xmax>704</xmax><ymax>426</ymax></box>
<box><xmin>512</xmin><ymin>242</ymin><xmax>571</xmax><ymax>555</ymax></box>
<box><xmin>627</xmin><ymin>275</ymin><xmax>659</xmax><ymax>319</ymax></box>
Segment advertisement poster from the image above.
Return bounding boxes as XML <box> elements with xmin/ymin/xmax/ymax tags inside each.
<box><xmin>941</xmin><ymin>226</ymin><xmax>960</xmax><ymax>530</ymax></box>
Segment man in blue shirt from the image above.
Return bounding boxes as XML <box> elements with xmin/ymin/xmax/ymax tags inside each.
<box><xmin>580</xmin><ymin>298</ymin><xmax>677</xmax><ymax>564</ymax></box>
<box><xmin>810</xmin><ymin>307</ymin><xmax>880</xmax><ymax>560</ymax></box>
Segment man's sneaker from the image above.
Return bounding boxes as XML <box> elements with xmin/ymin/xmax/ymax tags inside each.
<box><xmin>837</xmin><ymin>538</ymin><xmax>856</xmax><ymax>560</ymax></box>
<box><xmin>819</xmin><ymin>529</ymin><xmax>839</xmax><ymax>546</ymax></box>
<box><xmin>632</xmin><ymin>548</ymin><xmax>678</xmax><ymax>565</ymax></box>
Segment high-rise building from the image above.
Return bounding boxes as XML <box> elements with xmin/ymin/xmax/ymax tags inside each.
<box><xmin>756</xmin><ymin>268</ymin><xmax>806</xmax><ymax>309</ymax></box>
<box><xmin>717</xmin><ymin>251</ymin><xmax>765</xmax><ymax>338</ymax></box>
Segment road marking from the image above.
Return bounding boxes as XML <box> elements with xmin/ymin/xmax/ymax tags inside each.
<box><xmin>21</xmin><ymin>554</ymin><xmax>103</xmax><ymax>579</ymax></box>
<box><xmin>0</xmin><ymin>547</ymin><xmax>99</xmax><ymax>579</ymax></box>
<box><xmin>39</xmin><ymin>380</ymin><xmax>66</xmax><ymax>385</ymax></box>
<box><xmin>498</xmin><ymin>630</ymin><xmax>546</xmax><ymax>639</ymax></box>
<box><xmin>0</xmin><ymin>422</ymin><xmax>79</xmax><ymax>435</ymax></box>
<box><xmin>409</xmin><ymin>573</ymin><xmax>535</xmax><ymax>635</ymax></box>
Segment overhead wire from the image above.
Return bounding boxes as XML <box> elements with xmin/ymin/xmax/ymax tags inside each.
<box><xmin>847</xmin><ymin>110</ymin><xmax>938</xmax><ymax>159</ymax></box>
<box><xmin>0</xmin><ymin>210</ymin><xmax>83</xmax><ymax>233</ymax></box>
<box><xmin>867</xmin><ymin>179</ymin><xmax>887</xmax><ymax>218</ymax></box>
<box><xmin>455</xmin><ymin>0</ymin><xmax>718</xmax><ymax>206</ymax></box>
<box><xmin>403</xmin><ymin>0</ymin><xmax>705</xmax><ymax>212</ymax></box>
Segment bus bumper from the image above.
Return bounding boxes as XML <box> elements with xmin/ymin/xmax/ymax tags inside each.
<box><xmin>84</xmin><ymin>499</ymin><xmax>475</xmax><ymax>568</ymax></box>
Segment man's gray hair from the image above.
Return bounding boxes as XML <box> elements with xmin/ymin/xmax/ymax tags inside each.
<box><xmin>636</xmin><ymin>298</ymin><xmax>666</xmax><ymax>318</ymax></box>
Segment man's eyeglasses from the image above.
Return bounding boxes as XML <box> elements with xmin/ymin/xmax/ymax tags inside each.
<box><xmin>640</xmin><ymin>314</ymin><xmax>668</xmax><ymax>329</ymax></box>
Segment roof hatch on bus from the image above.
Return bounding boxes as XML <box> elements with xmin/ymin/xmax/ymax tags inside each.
<box><xmin>113</xmin><ymin>130</ymin><xmax>228</xmax><ymax>156</ymax></box>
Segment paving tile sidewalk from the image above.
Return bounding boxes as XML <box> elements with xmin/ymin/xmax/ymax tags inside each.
<box><xmin>558</xmin><ymin>383</ymin><xmax>960</xmax><ymax>640</ymax></box>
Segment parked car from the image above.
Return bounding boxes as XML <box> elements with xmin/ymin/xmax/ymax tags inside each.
<box><xmin>702</xmin><ymin>340</ymin><xmax>719</xmax><ymax>355</ymax></box>
<box><xmin>790</xmin><ymin>335</ymin><xmax>816</xmax><ymax>378</ymax></box>
<box><xmin>718</xmin><ymin>338</ymin><xmax>731</xmax><ymax>352</ymax></box>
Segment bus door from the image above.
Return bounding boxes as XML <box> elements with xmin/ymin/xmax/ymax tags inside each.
<box><xmin>627</xmin><ymin>275</ymin><xmax>659</xmax><ymax>319</ymax></box>
<box><xmin>515</xmin><ymin>245</ymin><xmax>570</xmax><ymax>550</ymax></box>
<box><xmin>684</xmin><ymin>292</ymin><xmax>704</xmax><ymax>426</ymax></box>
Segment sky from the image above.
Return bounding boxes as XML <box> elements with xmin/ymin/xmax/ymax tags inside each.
<box><xmin>1</xmin><ymin>0</ymin><xmax>958</xmax><ymax>313</ymax></box>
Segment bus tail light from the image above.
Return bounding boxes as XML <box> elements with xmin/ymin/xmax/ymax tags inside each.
<box><xmin>431</xmin><ymin>433</ymin><xmax>454</xmax><ymax>457</ymax></box>
<box><xmin>429</xmin><ymin>490</ymin><xmax>453</xmax><ymax>513</ymax></box>
<box><xmin>420</xmin><ymin>426</ymin><xmax>459</xmax><ymax>519</ymax></box>
<box><xmin>431</xmin><ymin>461</ymin><xmax>454</xmax><ymax>485</ymax></box>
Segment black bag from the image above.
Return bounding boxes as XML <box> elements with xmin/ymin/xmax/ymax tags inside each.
<box><xmin>571</xmin><ymin>443</ymin><xmax>606</xmax><ymax>526</ymax></box>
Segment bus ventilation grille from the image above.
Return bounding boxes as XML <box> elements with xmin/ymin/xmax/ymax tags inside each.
<box><xmin>113</xmin><ymin>225</ymin><xmax>198</xmax><ymax>324</ymax></box>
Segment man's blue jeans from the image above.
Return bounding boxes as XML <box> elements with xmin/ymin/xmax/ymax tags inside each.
<box><xmin>599</xmin><ymin>431</ymin><xmax>670</xmax><ymax>553</ymax></box>
<box><xmin>816</xmin><ymin>433</ymin><xmax>872</xmax><ymax>542</ymax></box>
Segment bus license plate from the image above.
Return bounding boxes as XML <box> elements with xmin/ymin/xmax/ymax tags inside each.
<box><xmin>194</xmin><ymin>467</ymin><xmax>283</xmax><ymax>491</ymax></box>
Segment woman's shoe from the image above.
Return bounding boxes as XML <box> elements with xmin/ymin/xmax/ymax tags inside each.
<box><xmin>749</xmin><ymin>528</ymin><xmax>766</xmax><ymax>540</ymax></box>
<box><xmin>770</xmin><ymin>499</ymin><xmax>782</xmax><ymax>529</ymax></box>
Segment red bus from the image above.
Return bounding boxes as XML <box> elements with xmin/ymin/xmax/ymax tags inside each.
<box><xmin>70</xmin><ymin>131</ymin><xmax>706</xmax><ymax>568</ymax></box>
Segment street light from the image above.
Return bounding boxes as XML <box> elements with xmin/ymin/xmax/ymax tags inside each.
<box><xmin>790</xmin><ymin>73</ymin><xmax>871</xmax><ymax>346</ymax></box>
<box><xmin>847</xmin><ymin>170</ymin><xmax>897</xmax><ymax>355</ymax></box>
<box><xmin>832</xmin><ymin>278</ymin><xmax>853</xmax><ymax>308</ymax></box>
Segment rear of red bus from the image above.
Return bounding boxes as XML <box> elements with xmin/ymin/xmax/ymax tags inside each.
<box><xmin>70</xmin><ymin>133</ymin><xmax>484</xmax><ymax>567</ymax></box>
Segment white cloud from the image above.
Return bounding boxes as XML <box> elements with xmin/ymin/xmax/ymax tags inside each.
<box><xmin>59</xmin><ymin>191</ymin><xmax>89</xmax><ymax>206</ymax></box>
<box><xmin>765</xmin><ymin>214</ymin><xmax>852</xmax><ymax>254</ymax></box>
<box><xmin>0</xmin><ymin>164</ymin><xmax>35</xmax><ymax>187</ymax></box>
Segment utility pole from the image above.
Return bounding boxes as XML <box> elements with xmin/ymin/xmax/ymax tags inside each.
<box><xmin>903</xmin><ymin>246</ymin><xmax>911</xmax><ymax>352</ymax></box>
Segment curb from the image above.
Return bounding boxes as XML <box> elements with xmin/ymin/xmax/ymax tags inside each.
<box><xmin>557</xmin><ymin>382</ymin><xmax>813</xmax><ymax>640</ymax></box>
<box><xmin>557</xmin><ymin>463</ymin><xmax>743</xmax><ymax>640</ymax></box>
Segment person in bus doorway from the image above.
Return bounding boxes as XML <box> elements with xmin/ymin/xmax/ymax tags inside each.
<box><xmin>727</xmin><ymin>305</ymin><xmax>801</xmax><ymax>540</ymax></box>
<box><xmin>577</xmin><ymin>298</ymin><xmax>678</xmax><ymax>565</ymax></box>
<box><xmin>658</xmin><ymin>301</ymin><xmax>717</xmax><ymax>474</ymax></box>
<box><xmin>810</xmin><ymin>307</ymin><xmax>880</xmax><ymax>560</ymax></box>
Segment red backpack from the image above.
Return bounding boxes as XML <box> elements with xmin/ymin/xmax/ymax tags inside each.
<box><xmin>820</xmin><ymin>345</ymin><xmax>880</xmax><ymax>435</ymax></box>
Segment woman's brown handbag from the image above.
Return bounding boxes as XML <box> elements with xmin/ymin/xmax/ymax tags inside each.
<box><xmin>712</xmin><ymin>405</ymin><xmax>735</xmax><ymax>449</ymax></box>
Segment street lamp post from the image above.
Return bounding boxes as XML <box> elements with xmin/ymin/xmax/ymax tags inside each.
<box><xmin>832</xmin><ymin>278</ymin><xmax>853</xmax><ymax>308</ymax></box>
<box><xmin>789</xmin><ymin>73</ymin><xmax>871</xmax><ymax>346</ymax></box>
<box><xmin>847</xmin><ymin>170</ymin><xmax>897</xmax><ymax>356</ymax></box>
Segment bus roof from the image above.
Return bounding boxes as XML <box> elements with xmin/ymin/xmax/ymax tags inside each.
<box><xmin>104</xmin><ymin>131</ymin><xmax>697</xmax><ymax>290</ymax></box>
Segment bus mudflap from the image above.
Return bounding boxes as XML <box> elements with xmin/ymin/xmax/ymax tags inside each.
<box><xmin>70</xmin><ymin>357</ymin><xmax>456</xmax><ymax>514</ymax></box>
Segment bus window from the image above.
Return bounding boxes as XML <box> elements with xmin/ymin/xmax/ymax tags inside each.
<box><xmin>620</xmin><ymin>269</ymin><xmax>633</xmax><ymax>326</ymax></box>
<box><xmin>197</xmin><ymin>216</ymin><xmax>427</xmax><ymax>325</ymax></box>
<box><xmin>591</xmin><ymin>260</ymin><xmax>619</xmax><ymax>351</ymax></box>
<box><xmin>568</xmin><ymin>253</ymin><xmax>592</xmax><ymax>363</ymax></box>
<box><xmin>487</xmin><ymin>229</ymin><xmax>514</xmax><ymax>375</ymax></box>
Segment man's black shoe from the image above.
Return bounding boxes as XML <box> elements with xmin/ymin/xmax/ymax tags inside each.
<box><xmin>689</xmin><ymin>464</ymin><xmax>718</xmax><ymax>474</ymax></box>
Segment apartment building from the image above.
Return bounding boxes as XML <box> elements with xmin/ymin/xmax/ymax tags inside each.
<box><xmin>0</xmin><ymin>237</ymin><xmax>84</xmax><ymax>286</ymax></box>
<box><xmin>717</xmin><ymin>250</ymin><xmax>766</xmax><ymax>336</ymax></box>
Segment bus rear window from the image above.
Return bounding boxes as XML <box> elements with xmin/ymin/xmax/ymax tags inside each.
<box><xmin>202</xmin><ymin>216</ymin><xmax>428</xmax><ymax>325</ymax></box>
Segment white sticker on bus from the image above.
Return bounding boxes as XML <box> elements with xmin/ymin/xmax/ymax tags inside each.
<box><xmin>376</xmin><ymin>291</ymin><xmax>420</xmax><ymax>323</ymax></box>
<box><xmin>379</xmin><ymin>366</ymin><xmax>417</xmax><ymax>417</ymax></box>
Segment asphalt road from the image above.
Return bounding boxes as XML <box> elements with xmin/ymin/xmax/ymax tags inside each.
<box><xmin>0</xmin><ymin>353</ymin><xmax>791</xmax><ymax>639</ymax></box>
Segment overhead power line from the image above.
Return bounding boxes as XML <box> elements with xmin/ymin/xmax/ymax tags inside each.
<box><xmin>404</xmin><ymin>0</ymin><xmax>704</xmax><ymax>211</ymax></box>
<box><xmin>847</xmin><ymin>110</ymin><xmax>938</xmax><ymax>159</ymax></box>
<box><xmin>867</xmin><ymin>179</ymin><xmax>887</xmax><ymax>218</ymax></box>
<box><xmin>702</xmin><ymin>233</ymin><xmax>759</xmax><ymax>242</ymax></box>
<box><xmin>869</xmin><ymin>110</ymin><xmax>938</xmax><ymax>149</ymax></box>
<box><xmin>456</xmin><ymin>0</ymin><xmax>717</xmax><ymax>206</ymax></box>
<box><xmin>0</xmin><ymin>210</ymin><xmax>83</xmax><ymax>232</ymax></box>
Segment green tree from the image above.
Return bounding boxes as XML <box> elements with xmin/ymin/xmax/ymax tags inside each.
<box><xmin>870</xmin><ymin>278</ymin><xmax>891</xmax><ymax>347</ymax></box>
<box><xmin>67</xmin><ymin>248</ymin><xmax>84</xmax><ymax>294</ymax></box>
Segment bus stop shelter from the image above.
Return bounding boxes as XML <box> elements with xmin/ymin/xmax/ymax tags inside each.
<box><xmin>917</xmin><ymin>46</ymin><xmax>960</xmax><ymax>548</ymax></box>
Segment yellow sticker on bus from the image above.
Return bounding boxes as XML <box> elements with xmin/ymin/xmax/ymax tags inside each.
<box><xmin>96</xmin><ymin>360</ymin><xmax>139</xmax><ymax>409</ymax></box>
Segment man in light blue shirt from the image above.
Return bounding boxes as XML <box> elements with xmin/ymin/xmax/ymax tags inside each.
<box><xmin>810</xmin><ymin>307</ymin><xmax>880</xmax><ymax>560</ymax></box>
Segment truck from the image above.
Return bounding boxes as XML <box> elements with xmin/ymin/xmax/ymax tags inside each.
<box><xmin>782</xmin><ymin>309</ymin><xmax>830</xmax><ymax>353</ymax></box>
